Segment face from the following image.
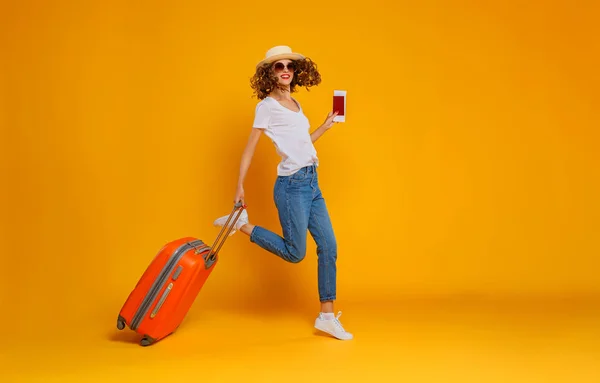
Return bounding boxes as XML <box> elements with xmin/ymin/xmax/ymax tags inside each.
<box><xmin>272</xmin><ymin>59</ymin><xmax>295</xmax><ymax>85</ymax></box>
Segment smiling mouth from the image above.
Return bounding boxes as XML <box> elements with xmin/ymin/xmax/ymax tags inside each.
<box><xmin>281</xmin><ymin>74</ymin><xmax>290</xmax><ymax>80</ymax></box>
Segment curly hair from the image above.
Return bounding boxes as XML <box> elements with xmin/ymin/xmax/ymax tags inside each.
<box><xmin>250</xmin><ymin>58</ymin><xmax>322</xmax><ymax>99</ymax></box>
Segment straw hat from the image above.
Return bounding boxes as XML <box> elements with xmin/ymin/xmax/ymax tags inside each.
<box><xmin>256</xmin><ymin>45</ymin><xmax>305</xmax><ymax>70</ymax></box>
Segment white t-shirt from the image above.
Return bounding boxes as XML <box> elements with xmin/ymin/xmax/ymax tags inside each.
<box><xmin>252</xmin><ymin>96</ymin><xmax>319</xmax><ymax>176</ymax></box>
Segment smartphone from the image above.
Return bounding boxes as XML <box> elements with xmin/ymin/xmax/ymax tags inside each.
<box><xmin>333</xmin><ymin>90</ymin><xmax>346</xmax><ymax>122</ymax></box>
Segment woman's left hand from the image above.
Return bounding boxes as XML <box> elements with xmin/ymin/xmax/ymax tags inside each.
<box><xmin>321</xmin><ymin>111</ymin><xmax>339</xmax><ymax>130</ymax></box>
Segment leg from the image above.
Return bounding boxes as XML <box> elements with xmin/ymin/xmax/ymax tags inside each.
<box><xmin>214</xmin><ymin>175</ymin><xmax>311</xmax><ymax>262</ymax></box>
<box><xmin>216</xmin><ymin>213</ymin><xmax>307</xmax><ymax>263</ymax></box>
<box><xmin>308</xmin><ymin>195</ymin><xmax>337</xmax><ymax>308</ymax></box>
<box><xmin>214</xmin><ymin>171</ymin><xmax>313</xmax><ymax>263</ymax></box>
<box><xmin>309</xmin><ymin>173</ymin><xmax>353</xmax><ymax>340</ymax></box>
<box><xmin>248</xmin><ymin>174</ymin><xmax>312</xmax><ymax>263</ymax></box>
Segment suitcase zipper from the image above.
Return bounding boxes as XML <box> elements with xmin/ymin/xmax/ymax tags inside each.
<box><xmin>148</xmin><ymin>244</ymin><xmax>210</xmax><ymax>320</ymax></box>
<box><xmin>130</xmin><ymin>239</ymin><xmax>204</xmax><ymax>331</ymax></box>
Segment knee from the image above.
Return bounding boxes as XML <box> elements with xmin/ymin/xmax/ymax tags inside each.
<box><xmin>287</xmin><ymin>247</ymin><xmax>306</xmax><ymax>263</ymax></box>
<box><xmin>319</xmin><ymin>236</ymin><xmax>337</xmax><ymax>261</ymax></box>
<box><xmin>283</xmin><ymin>240</ymin><xmax>306</xmax><ymax>263</ymax></box>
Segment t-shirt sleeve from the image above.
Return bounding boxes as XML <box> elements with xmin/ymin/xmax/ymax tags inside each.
<box><xmin>252</xmin><ymin>102</ymin><xmax>271</xmax><ymax>130</ymax></box>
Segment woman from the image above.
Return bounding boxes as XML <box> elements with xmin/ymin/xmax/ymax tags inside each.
<box><xmin>213</xmin><ymin>45</ymin><xmax>353</xmax><ymax>340</ymax></box>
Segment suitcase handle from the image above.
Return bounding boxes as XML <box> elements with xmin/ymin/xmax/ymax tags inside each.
<box><xmin>205</xmin><ymin>202</ymin><xmax>246</xmax><ymax>266</ymax></box>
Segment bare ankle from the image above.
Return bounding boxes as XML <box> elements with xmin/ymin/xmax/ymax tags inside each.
<box><xmin>320</xmin><ymin>300</ymin><xmax>334</xmax><ymax>313</ymax></box>
<box><xmin>240</xmin><ymin>223</ymin><xmax>255</xmax><ymax>236</ymax></box>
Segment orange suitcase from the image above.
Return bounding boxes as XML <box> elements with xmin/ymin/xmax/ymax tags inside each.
<box><xmin>116</xmin><ymin>203</ymin><xmax>245</xmax><ymax>346</ymax></box>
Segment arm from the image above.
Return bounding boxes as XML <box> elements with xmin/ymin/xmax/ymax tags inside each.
<box><xmin>311</xmin><ymin>124</ymin><xmax>328</xmax><ymax>143</ymax></box>
<box><xmin>234</xmin><ymin>128</ymin><xmax>263</xmax><ymax>204</ymax></box>
<box><xmin>311</xmin><ymin>111</ymin><xmax>338</xmax><ymax>143</ymax></box>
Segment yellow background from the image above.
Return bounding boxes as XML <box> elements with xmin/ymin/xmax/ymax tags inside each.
<box><xmin>1</xmin><ymin>0</ymin><xmax>599</xmax><ymax>381</ymax></box>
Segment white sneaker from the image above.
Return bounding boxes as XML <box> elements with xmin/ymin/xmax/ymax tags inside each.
<box><xmin>213</xmin><ymin>209</ymin><xmax>248</xmax><ymax>236</ymax></box>
<box><xmin>314</xmin><ymin>311</ymin><xmax>353</xmax><ymax>340</ymax></box>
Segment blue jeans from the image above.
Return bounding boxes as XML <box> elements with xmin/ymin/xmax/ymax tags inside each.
<box><xmin>249</xmin><ymin>164</ymin><xmax>337</xmax><ymax>302</ymax></box>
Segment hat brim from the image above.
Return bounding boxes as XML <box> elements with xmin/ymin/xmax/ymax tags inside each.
<box><xmin>256</xmin><ymin>53</ymin><xmax>305</xmax><ymax>69</ymax></box>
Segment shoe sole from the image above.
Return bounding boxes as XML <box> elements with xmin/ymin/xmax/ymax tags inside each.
<box><xmin>214</xmin><ymin>214</ymin><xmax>248</xmax><ymax>236</ymax></box>
<box><xmin>314</xmin><ymin>322</ymin><xmax>353</xmax><ymax>340</ymax></box>
<box><xmin>214</xmin><ymin>221</ymin><xmax>247</xmax><ymax>236</ymax></box>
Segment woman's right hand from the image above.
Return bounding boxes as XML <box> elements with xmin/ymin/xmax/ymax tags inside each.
<box><xmin>234</xmin><ymin>184</ymin><xmax>245</xmax><ymax>206</ymax></box>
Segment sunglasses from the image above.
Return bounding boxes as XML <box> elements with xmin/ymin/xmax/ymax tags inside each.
<box><xmin>272</xmin><ymin>62</ymin><xmax>295</xmax><ymax>72</ymax></box>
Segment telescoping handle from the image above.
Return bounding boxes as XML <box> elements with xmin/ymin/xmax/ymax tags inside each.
<box><xmin>205</xmin><ymin>202</ymin><xmax>246</xmax><ymax>265</ymax></box>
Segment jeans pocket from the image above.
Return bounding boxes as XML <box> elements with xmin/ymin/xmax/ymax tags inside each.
<box><xmin>290</xmin><ymin>169</ymin><xmax>307</xmax><ymax>182</ymax></box>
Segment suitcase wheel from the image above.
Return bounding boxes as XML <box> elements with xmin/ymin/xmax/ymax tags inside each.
<box><xmin>116</xmin><ymin>316</ymin><xmax>126</xmax><ymax>331</ymax></box>
<box><xmin>140</xmin><ymin>336</ymin><xmax>155</xmax><ymax>347</ymax></box>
